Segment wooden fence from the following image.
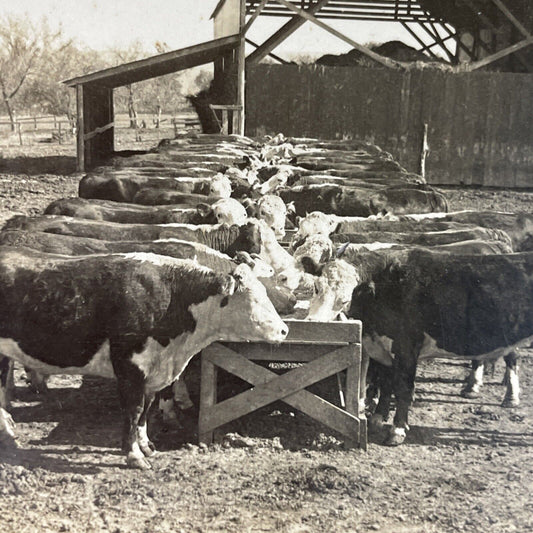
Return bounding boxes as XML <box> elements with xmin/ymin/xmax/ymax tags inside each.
<box><xmin>246</xmin><ymin>65</ymin><xmax>533</xmax><ymax>188</ymax></box>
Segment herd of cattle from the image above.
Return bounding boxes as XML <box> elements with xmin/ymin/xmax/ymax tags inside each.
<box><xmin>0</xmin><ymin>132</ymin><xmax>532</xmax><ymax>469</ymax></box>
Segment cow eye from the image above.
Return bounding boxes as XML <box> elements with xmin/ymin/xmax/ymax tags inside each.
<box><xmin>220</xmin><ymin>296</ymin><xmax>229</xmax><ymax>308</ymax></box>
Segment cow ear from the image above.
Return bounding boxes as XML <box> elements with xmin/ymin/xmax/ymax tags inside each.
<box><xmin>241</xmin><ymin>197</ymin><xmax>257</xmax><ymax>217</ymax></box>
<box><xmin>232</xmin><ymin>263</ymin><xmax>253</xmax><ymax>288</ymax></box>
<box><xmin>286</xmin><ymin>201</ymin><xmax>296</xmax><ymax>215</ymax></box>
<box><xmin>300</xmin><ymin>256</ymin><xmax>325</xmax><ymax>276</ymax></box>
<box><xmin>295</xmin><ymin>216</ymin><xmax>302</xmax><ymax>227</ymax></box>
<box><xmin>220</xmin><ymin>275</ymin><xmax>236</xmax><ymax>296</ymax></box>
<box><xmin>233</xmin><ymin>250</ymin><xmax>254</xmax><ymax>267</ymax></box>
<box><xmin>196</xmin><ymin>203</ymin><xmax>212</xmax><ymax>217</ymax></box>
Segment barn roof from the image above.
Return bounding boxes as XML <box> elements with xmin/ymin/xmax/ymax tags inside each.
<box><xmin>64</xmin><ymin>35</ymin><xmax>240</xmax><ymax>88</ymax></box>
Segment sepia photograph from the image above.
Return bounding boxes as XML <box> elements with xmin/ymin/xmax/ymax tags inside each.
<box><xmin>0</xmin><ymin>1</ymin><xmax>532</xmax><ymax>531</ymax></box>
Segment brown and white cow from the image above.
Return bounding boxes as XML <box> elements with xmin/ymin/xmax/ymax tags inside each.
<box><xmin>0</xmin><ymin>248</ymin><xmax>288</xmax><ymax>468</ymax></box>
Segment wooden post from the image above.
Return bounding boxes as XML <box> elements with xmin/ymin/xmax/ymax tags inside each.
<box><xmin>420</xmin><ymin>122</ymin><xmax>429</xmax><ymax>179</ymax></box>
<box><xmin>76</xmin><ymin>84</ymin><xmax>85</xmax><ymax>172</ymax></box>
<box><xmin>58</xmin><ymin>121</ymin><xmax>62</xmax><ymax>144</ymax></box>
<box><xmin>17</xmin><ymin>122</ymin><xmax>22</xmax><ymax>146</ymax></box>
<box><xmin>237</xmin><ymin>0</ymin><xmax>246</xmax><ymax>135</ymax></box>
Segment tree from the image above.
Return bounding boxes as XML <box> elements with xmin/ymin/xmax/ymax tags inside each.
<box><xmin>109</xmin><ymin>41</ymin><xmax>147</xmax><ymax>128</ymax></box>
<box><xmin>0</xmin><ymin>15</ymin><xmax>44</xmax><ymax>130</ymax></box>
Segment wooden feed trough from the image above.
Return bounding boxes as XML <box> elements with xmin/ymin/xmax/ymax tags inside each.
<box><xmin>198</xmin><ymin>318</ymin><xmax>367</xmax><ymax>449</ymax></box>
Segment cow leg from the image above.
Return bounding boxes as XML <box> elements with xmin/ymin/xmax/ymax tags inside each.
<box><xmin>0</xmin><ymin>357</ymin><xmax>13</xmax><ymax>409</ymax></box>
<box><xmin>137</xmin><ymin>393</ymin><xmax>157</xmax><ymax>458</ymax></box>
<box><xmin>0</xmin><ymin>406</ymin><xmax>16</xmax><ymax>448</ymax></box>
<box><xmin>387</xmin><ymin>338</ymin><xmax>419</xmax><ymax>446</ymax></box>
<box><xmin>371</xmin><ymin>364</ymin><xmax>394</xmax><ymax>429</ymax></box>
<box><xmin>501</xmin><ymin>351</ymin><xmax>520</xmax><ymax>407</ymax></box>
<box><xmin>461</xmin><ymin>360</ymin><xmax>484</xmax><ymax>398</ymax></box>
<box><xmin>111</xmin><ymin>349</ymin><xmax>151</xmax><ymax>470</ymax></box>
<box><xmin>25</xmin><ymin>368</ymin><xmax>49</xmax><ymax>395</ymax></box>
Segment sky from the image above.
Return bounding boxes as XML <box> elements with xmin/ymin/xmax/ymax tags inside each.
<box><xmin>0</xmin><ymin>0</ymin><xmax>419</xmax><ymax>58</ymax></box>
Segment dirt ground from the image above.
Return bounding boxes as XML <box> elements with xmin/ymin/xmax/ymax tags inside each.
<box><xmin>0</xmin><ymin>138</ymin><xmax>532</xmax><ymax>533</ymax></box>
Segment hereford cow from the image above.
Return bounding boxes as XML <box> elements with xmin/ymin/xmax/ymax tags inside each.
<box><xmin>79</xmin><ymin>173</ymin><xmax>231</xmax><ymax>202</ymax></box>
<box><xmin>405</xmin><ymin>210</ymin><xmax>533</xmax><ymax>252</ymax></box>
<box><xmin>348</xmin><ymin>250</ymin><xmax>533</xmax><ymax>445</ymax></box>
<box><xmin>0</xmin><ymin>248</ymin><xmax>288</xmax><ymax>468</ymax></box>
<box><xmin>279</xmin><ymin>184</ymin><xmax>448</xmax><ymax>218</ymax></box>
<box><xmin>4</xmin><ymin>216</ymin><xmax>260</xmax><ymax>257</ymax></box>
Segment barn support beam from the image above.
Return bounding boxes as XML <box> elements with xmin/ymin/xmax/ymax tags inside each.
<box><xmin>76</xmin><ymin>85</ymin><xmax>84</xmax><ymax>172</ymax></box>
<box><xmin>245</xmin><ymin>38</ymin><xmax>289</xmax><ymax>64</ymax></box>
<box><xmin>401</xmin><ymin>22</ymin><xmax>441</xmax><ymax>61</ymax></box>
<box><xmin>237</xmin><ymin>0</ymin><xmax>246</xmax><ymax>135</ymax></box>
<box><xmin>272</xmin><ymin>0</ymin><xmax>402</xmax><ymax>69</ymax></box>
<box><xmin>243</xmin><ymin>0</ymin><xmax>269</xmax><ymax>34</ymax></box>
<box><xmin>460</xmin><ymin>36</ymin><xmax>533</xmax><ymax>71</ymax></box>
<box><xmin>247</xmin><ymin>0</ymin><xmax>331</xmax><ymax>65</ymax></box>
<box><xmin>418</xmin><ymin>20</ymin><xmax>456</xmax><ymax>63</ymax></box>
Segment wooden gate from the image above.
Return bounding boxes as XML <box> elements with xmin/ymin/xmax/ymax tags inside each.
<box><xmin>198</xmin><ymin>319</ymin><xmax>366</xmax><ymax>449</ymax></box>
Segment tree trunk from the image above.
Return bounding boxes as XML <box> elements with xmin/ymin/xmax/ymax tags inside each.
<box><xmin>127</xmin><ymin>85</ymin><xmax>137</xmax><ymax>129</ymax></box>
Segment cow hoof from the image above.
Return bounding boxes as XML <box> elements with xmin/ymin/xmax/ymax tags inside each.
<box><xmin>127</xmin><ymin>453</ymin><xmax>152</xmax><ymax>470</ymax></box>
<box><xmin>501</xmin><ymin>397</ymin><xmax>520</xmax><ymax>408</ymax></box>
<box><xmin>385</xmin><ymin>427</ymin><xmax>407</xmax><ymax>446</ymax></box>
<box><xmin>369</xmin><ymin>414</ymin><xmax>386</xmax><ymax>430</ymax></box>
<box><xmin>140</xmin><ymin>442</ymin><xmax>157</xmax><ymax>458</ymax></box>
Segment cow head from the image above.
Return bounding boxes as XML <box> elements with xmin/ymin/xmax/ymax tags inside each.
<box><xmin>306</xmin><ymin>259</ymin><xmax>360</xmax><ymax>322</ymax></box>
<box><xmin>230</xmin><ymin>222</ymin><xmax>262</xmax><ymax>256</ymax></box>
<box><xmin>293</xmin><ymin>234</ymin><xmax>334</xmax><ymax>275</ymax></box>
<box><xmin>209</xmin><ymin>173</ymin><xmax>232</xmax><ymax>198</ymax></box>
<box><xmin>290</xmin><ymin>211</ymin><xmax>339</xmax><ymax>252</ymax></box>
<box><xmin>233</xmin><ymin>251</ymin><xmax>274</xmax><ymax>278</ymax></box>
<box><xmin>208</xmin><ymin>264</ymin><xmax>288</xmax><ymax>343</ymax></box>
<box><xmin>211</xmin><ymin>198</ymin><xmax>248</xmax><ymax>226</ymax></box>
<box><xmin>256</xmin><ymin>195</ymin><xmax>287</xmax><ymax>239</ymax></box>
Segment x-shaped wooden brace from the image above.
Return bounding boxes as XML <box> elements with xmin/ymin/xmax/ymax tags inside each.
<box><xmin>198</xmin><ymin>342</ymin><xmax>366</xmax><ymax>449</ymax></box>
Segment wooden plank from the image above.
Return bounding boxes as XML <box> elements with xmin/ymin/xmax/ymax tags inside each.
<box><xmin>198</xmin><ymin>353</ymin><xmax>218</xmax><ymax>444</ymax></box>
<box><xmin>219</xmin><ymin>342</ymin><xmax>349</xmax><ymax>361</ymax></box>
<box><xmin>273</xmin><ymin>0</ymin><xmax>401</xmax><ymax>69</ymax></box>
<box><xmin>247</xmin><ymin>0</ymin><xmax>331</xmax><ymax>65</ymax></box>
<box><xmin>283</xmin><ymin>318</ymin><xmax>361</xmax><ymax>344</ymax></box>
<box><xmin>200</xmin><ymin>345</ymin><xmax>355</xmax><ymax>431</ymax></box>
<box><xmin>201</xmin><ymin>344</ymin><xmax>361</xmax><ymax>443</ymax></box>
<box><xmin>83</xmin><ymin>121</ymin><xmax>114</xmax><ymax>141</ymax></box>
<box><xmin>76</xmin><ymin>84</ymin><xmax>84</xmax><ymax>172</ymax></box>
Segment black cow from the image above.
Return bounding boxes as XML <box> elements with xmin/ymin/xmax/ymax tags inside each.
<box><xmin>349</xmin><ymin>250</ymin><xmax>533</xmax><ymax>445</ymax></box>
<box><xmin>0</xmin><ymin>248</ymin><xmax>287</xmax><ymax>468</ymax></box>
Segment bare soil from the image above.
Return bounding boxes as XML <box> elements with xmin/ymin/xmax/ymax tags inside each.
<box><xmin>0</xmin><ymin>141</ymin><xmax>532</xmax><ymax>533</ymax></box>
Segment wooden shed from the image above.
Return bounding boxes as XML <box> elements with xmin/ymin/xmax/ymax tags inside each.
<box><xmin>64</xmin><ymin>35</ymin><xmax>240</xmax><ymax>171</ymax></box>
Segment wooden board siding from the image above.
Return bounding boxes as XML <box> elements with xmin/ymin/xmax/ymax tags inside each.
<box><xmin>246</xmin><ymin>65</ymin><xmax>533</xmax><ymax>187</ymax></box>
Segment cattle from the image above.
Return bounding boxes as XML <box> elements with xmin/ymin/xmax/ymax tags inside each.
<box><xmin>0</xmin><ymin>248</ymin><xmax>288</xmax><ymax>467</ymax></box>
<box><xmin>405</xmin><ymin>210</ymin><xmax>533</xmax><ymax>252</ymax></box>
<box><xmin>331</xmin><ymin>227</ymin><xmax>512</xmax><ymax>248</ymax></box>
<box><xmin>248</xmin><ymin>219</ymin><xmax>301</xmax><ymax>290</ymax></box>
<box><xmin>3</xmin><ymin>216</ymin><xmax>261</xmax><ymax>257</ymax></box>
<box><xmin>279</xmin><ymin>184</ymin><xmax>448</xmax><ymax>217</ymax></box>
<box><xmin>348</xmin><ymin>250</ymin><xmax>533</xmax><ymax>445</ymax></box>
<box><xmin>243</xmin><ymin>195</ymin><xmax>288</xmax><ymax>238</ymax></box>
<box><xmin>79</xmin><ymin>173</ymin><xmax>232</xmax><ymax>202</ymax></box>
<box><xmin>45</xmin><ymin>197</ymin><xmax>220</xmax><ymax>225</ymax></box>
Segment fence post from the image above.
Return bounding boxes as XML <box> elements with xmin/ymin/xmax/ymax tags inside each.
<box><xmin>17</xmin><ymin>122</ymin><xmax>23</xmax><ymax>146</ymax></box>
<box><xmin>419</xmin><ymin>122</ymin><xmax>429</xmax><ymax>180</ymax></box>
<box><xmin>34</xmin><ymin>116</ymin><xmax>37</xmax><ymax>129</ymax></box>
<box><xmin>58</xmin><ymin>121</ymin><xmax>62</xmax><ymax>145</ymax></box>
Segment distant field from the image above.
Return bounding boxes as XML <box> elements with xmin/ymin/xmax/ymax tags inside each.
<box><xmin>0</xmin><ymin>112</ymin><xmax>200</xmax><ymax>151</ymax></box>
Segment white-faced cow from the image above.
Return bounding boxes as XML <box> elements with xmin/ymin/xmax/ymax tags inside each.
<box><xmin>348</xmin><ymin>250</ymin><xmax>533</xmax><ymax>445</ymax></box>
<box><xmin>0</xmin><ymin>248</ymin><xmax>288</xmax><ymax>468</ymax></box>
